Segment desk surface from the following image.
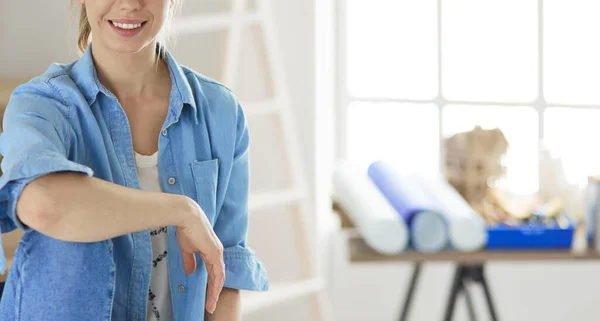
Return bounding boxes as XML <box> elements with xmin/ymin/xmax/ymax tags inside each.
<box><xmin>345</xmin><ymin>230</ymin><xmax>600</xmax><ymax>263</ymax></box>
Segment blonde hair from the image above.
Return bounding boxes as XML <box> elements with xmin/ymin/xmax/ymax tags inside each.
<box><xmin>70</xmin><ymin>1</ymin><xmax>181</xmax><ymax>57</ymax></box>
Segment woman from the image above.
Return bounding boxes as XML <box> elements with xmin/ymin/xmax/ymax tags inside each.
<box><xmin>0</xmin><ymin>0</ymin><xmax>268</xmax><ymax>320</ymax></box>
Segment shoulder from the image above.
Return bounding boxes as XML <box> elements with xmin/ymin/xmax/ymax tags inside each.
<box><xmin>180</xmin><ymin>66</ymin><xmax>244</xmax><ymax>121</ymax></box>
<box><xmin>9</xmin><ymin>59</ymin><xmax>87</xmax><ymax>108</ymax></box>
<box><xmin>179</xmin><ymin>66</ymin><xmax>249</xmax><ymax>154</ymax></box>
<box><xmin>6</xmin><ymin>64</ymin><xmax>77</xmax><ymax>121</ymax></box>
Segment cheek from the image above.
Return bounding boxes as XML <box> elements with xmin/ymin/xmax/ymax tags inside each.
<box><xmin>156</xmin><ymin>0</ymin><xmax>172</xmax><ymax>17</ymax></box>
<box><xmin>84</xmin><ymin>0</ymin><xmax>112</xmax><ymax>23</ymax></box>
<box><xmin>83</xmin><ymin>4</ymin><xmax>99</xmax><ymax>26</ymax></box>
<box><xmin>150</xmin><ymin>2</ymin><xmax>171</xmax><ymax>28</ymax></box>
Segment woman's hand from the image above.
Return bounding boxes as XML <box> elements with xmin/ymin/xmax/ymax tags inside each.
<box><xmin>176</xmin><ymin>198</ymin><xmax>225</xmax><ymax>314</ymax></box>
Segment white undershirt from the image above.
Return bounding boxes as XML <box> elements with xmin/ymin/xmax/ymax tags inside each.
<box><xmin>135</xmin><ymin>150</ymin><xmax>174</xmax><ymax>321</ymax></box>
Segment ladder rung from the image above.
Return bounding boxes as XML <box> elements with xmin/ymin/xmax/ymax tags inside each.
<box><xmin>171</xmin><ymin>12</ymin><xmax>260</xmax><ymax>34</ymax></box>
<box><xmin>244</xmin><ymin>99</ymin><xmax>281</xmax><ymax>116</ymax></box>
<box><xmin>249</xmin><ymin>189</ymin><xmax>304</xmax><ymax>211</ymax></box>
<box><xmin>241</xmin><ymin>278</ymin><xmax>325</xmax><ymax>315</ymax></box>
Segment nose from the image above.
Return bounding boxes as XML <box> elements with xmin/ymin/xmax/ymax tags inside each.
<box><xmin>118</xmin><ymin>0</ymin><xmax>142</xmax><ymax>11</ymax></box>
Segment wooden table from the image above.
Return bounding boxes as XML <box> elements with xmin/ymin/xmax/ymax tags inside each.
<box><xmin>347</xmin><ymin>229</ymin><xmax>600</xmax><ymax>263</ymax></box>
<box><xmin>343</xmin><ymin>229</ymin><xmax>600</xmax><ymax>321</ymax></box>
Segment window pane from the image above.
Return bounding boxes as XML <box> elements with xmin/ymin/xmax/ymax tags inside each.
<box><xmin>443</xmin><ymin>105</ymin><xmax>539</xmax><ymax>194</ymax></box>
<box><xmin>442</xmin><ymin>0</ymin><xmax>538</xmax><ymax>102</ymax></box>
<box><xmin>543</xmin><ymin>108</ymin><xmax>600</xmax><ymax>186</ymax></box>
<box><xmin>544</xmin><ymin>1</ymin><xmax>600</xmax><ymax>104</ymax></box>
<box><xmin>346</xmin><ymin>102</ymin><xmax>439</xmax><ymax>176</ymax></box>
<box><xmin>346</xmin><ymin>0</ymin><xmax>437</xmax><ymax>99</ymax></box>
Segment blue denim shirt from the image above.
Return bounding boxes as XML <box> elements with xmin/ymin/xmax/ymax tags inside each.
<box><xmin>0</xmin><ymin>44</ymin><xmax>268</xmax><ymax>321</ymax></box>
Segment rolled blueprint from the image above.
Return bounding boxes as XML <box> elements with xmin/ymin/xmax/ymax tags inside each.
<box><xmin>333</xmin><ymin>161</ymin><xmax>409</xmax><ymax>255</ymax></box>
<box><xmin>368</xmin><ymin>161</ymin><xmax>448</xmax><ymax>253</ymax></box>
<box><xmin>416</xmin><ymin>175</ymin><xmax>488</xmax><ymax>252</ymax></box>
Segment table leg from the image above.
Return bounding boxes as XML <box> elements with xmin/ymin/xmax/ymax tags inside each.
<box><xmin>397</xmin><ymin>263</ymin><xmax>498</xmax><ymax>321</ymax></box>
<box><xmin>442</xmin><ymin>265</ymin><xmax>464</xmax><ymax>321</ymax></box>
<box><xmin>399</xmin><ymin>263</ymin><xmax>423</xmax><ymax>321</ymax></box>
<box><xmin>480</xmin><ymin>270</ymin><xmax>499</xmax><ymax>321</ymax></box>
<box><xmin>462</xmin><ymin>280</ymin><xmax>478</xmax><ymax>321</ymax></box>
<box><xmin>443</xmin><ymin>264</ymin><xmax>498</xmax><ymax>321</ymax></box>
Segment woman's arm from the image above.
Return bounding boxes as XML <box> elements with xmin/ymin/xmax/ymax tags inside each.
<box><xmin>18</xmin><ymin>171</ymin><xmax>226</xmax><ymax>313</ymax></box>
<box><xmin>0</xmin><ymin>82</ymin><xmax>224</xmax><ymax>314</ymax></box>
<box><xmin>20</xmin><ymin>171</ymin><xmax>226</xmax><ymax>313</ymax></box>
<box><xmin>17</xmin><ymin>171</ymin><xmax>190</xmax><ymax>242</ymax></box>
<box><xmin>205</xmin><ymin>288</ymin><xmax>241</xmax><ymax>321</ymax></box>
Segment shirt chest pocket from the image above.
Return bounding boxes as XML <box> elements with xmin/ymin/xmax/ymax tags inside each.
<box><xmin>190</xmin><ymin>158</ymin><xmax>219</xmax><ymax>224</ymax></box>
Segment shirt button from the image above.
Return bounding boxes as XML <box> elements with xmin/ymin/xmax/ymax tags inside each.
<box><xmin>178</xmin><ymin>285</ymin><xmax>185</xmax><ymax>293</ymax></box>
<box><xmin>162</xmin><ymin>129</ymin><xmax>168</xmax><ymax>136</ymax></box>
<box><xmin>168</xmin><ymin>177</ymin><xmax>176</xmax><ymax>185</ymax></box>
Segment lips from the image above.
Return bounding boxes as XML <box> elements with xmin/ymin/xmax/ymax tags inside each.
<box><xmin>111</xmin><ymin>21</ymin><xmax>143</xmax><ymax>29</ymax></box>
<box><xmin>108</xmin><ymin>19</ymin><xmax>147</xmax><ymax>37</ymax></box>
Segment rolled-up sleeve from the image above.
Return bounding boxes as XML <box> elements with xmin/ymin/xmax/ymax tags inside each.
<box><xmin>0</xmin><ymin>82</ymin><xmax>93</xmax><ymax>248</ymax></box>
<box><xmin>212</xmin><ymin>102</ymin><xmax>268</xmax><ymax>292</ymax></box>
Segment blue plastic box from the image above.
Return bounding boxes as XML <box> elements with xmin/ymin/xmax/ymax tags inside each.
<box><xmin>485</xmin><ymin>223</ymin><xmax>575</xmax><ymax>250</ymax></box>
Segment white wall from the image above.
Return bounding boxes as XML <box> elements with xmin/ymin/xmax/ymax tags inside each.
<box><xmin>0</xmin><ymin>2</ymin><xmax>79</xmax><ymax>77</ymax></box>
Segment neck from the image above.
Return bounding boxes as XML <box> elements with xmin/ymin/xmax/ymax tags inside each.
<box><xmin>91</xmin><ymin>41</ymin><xmax>168</xmax><ymax>100</ymax></box>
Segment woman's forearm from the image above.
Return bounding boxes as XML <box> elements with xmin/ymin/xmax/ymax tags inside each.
<box><xmin>205</xmin><ymin>288</ymin><xmax>241</xmax><ymax>321</ymax></box>
<box><xmin>16</xmin><ymin>171</ymin><xmax>191</xmax><ymax>242</ymax></box>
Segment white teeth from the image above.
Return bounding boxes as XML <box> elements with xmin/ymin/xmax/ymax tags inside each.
<box><xmin>111</xmin><ymin>21</ymin><xmax>143</xmax><ymax>30</ymax></box>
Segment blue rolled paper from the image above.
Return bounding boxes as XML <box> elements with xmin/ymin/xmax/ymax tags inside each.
<box><xmin>415</xmin><ymin>175</ymin><xmax>488</xmax><ymax>252</ymax></box>
<box><xmin>368</xmin><ymin>161</ymin><xmax>449</xmax><ymax>252</ymax></box>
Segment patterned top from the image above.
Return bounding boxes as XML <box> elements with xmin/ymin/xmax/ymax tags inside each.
<box><xmin>135</xmin><ymin>150</ymin><xmax>174</xmax><ymax>321</ymax></box>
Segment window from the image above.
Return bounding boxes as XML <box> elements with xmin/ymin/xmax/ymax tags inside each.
<box><xmin>336</xmin><ymin>0</ymin><xmax>600</xmax><ymax>196</ymax></box>
<box><xmin>346</xmin><ymin>102</ymin><xmax>439</xmax><ymax>174</ymax></box>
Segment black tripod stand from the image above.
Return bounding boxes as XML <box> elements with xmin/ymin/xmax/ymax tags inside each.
<box><xmin>399</xmin><ymin>263</ymin><xmax>499</xmax><ymax>321</ymax></box>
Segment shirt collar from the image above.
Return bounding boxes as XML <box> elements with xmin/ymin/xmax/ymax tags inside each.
<box><xmin>70</xmin><ymin>44</ymin><xmax>102</xmax><ymax>105</ymax></box>
<box><xmin>71</xmin><ymin>43</ymin><xmax>199</xmax><ymax>125</ymax></box>
<box><xmin>162</xmin><ymin>47</ymin><xmax>199</xmax><ymax>125</ymax></box>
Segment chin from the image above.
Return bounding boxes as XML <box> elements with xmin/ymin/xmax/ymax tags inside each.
<box><xmin>104</xmin><ymin>39</ymin><xmax>155</xmax><ymax>55</ymax></box>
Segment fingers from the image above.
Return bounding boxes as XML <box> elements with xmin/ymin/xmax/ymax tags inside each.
<box><xmin>177</xmin><ymin>227</ymin><xmax>197</xmax><ymax>275</ymax></box>
<box><xmin>203</xmin><ymin>247</ymin><xmax>225</xmax><ymax>314</ymax></box>
<box><xmin>205</xmin><ymin>261</ymin><xmax>225</xmax><ymax>314</ymax></box>
<box><xmin>181</xmin><ymin>252</ymin><xmax>196</xmax><ymax>275</ymax></box>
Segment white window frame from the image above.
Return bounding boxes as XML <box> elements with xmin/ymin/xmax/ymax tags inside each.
<box><xmin>334</xmin><ymin>0</ymin><xmax>600</xmax><ymax>188</ymax></box>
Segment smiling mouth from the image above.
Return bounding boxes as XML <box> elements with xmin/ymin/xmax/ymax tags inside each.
<box><xmin>109</xmin><ymin>20</ymin><xmax>147</xmax><ymax>30</ymax></box>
